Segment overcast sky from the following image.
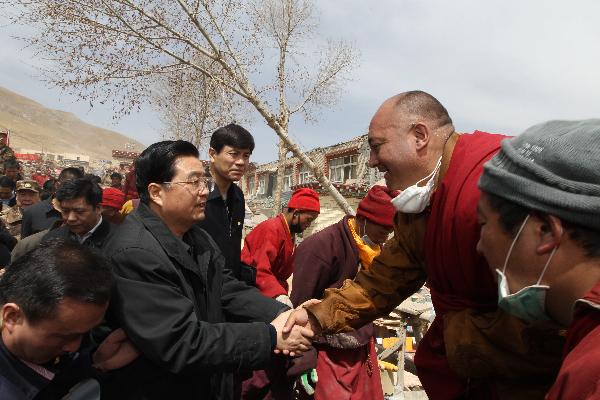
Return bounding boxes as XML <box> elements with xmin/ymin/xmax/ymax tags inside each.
<box><xmin>1</xmin><ymin>0</ymin><xmax>599</xmax><ymax>163</ymax></box>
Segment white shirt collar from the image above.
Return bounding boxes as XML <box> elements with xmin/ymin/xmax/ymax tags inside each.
<box><xmin>76</xmin><ymin>215</ymin><xmax>103</xmax><ymax>244</ymax></box>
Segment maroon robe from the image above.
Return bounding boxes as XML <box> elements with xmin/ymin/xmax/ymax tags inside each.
<box><xmin>546</xmin><ymin>282</ymin><xmax>600</xmax><ymax>399</ymax></box>
<box><xmin>418</xmin><ymin>131</ymin><xmax>505</xmax><ymax>399</ymax></box>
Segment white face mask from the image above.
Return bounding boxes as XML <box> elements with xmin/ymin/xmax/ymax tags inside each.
<box><xmin>391</xmin><ymin>157</ymin><xmax>442</xmax><ymax>214</ymax></box>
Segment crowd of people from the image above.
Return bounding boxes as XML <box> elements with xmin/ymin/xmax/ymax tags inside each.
<box><xmin>0</xmin><ymin>91</ymin><xmax>599</xmax><ymax>400</ymax></box>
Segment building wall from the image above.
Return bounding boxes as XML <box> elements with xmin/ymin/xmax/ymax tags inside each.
<box><xmin>302</xmin><ymin>195</ymin><xmax>361</xmax><ymax>238</ymax></box>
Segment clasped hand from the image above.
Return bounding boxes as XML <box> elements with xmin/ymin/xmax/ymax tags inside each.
<box><xmin>269</xmin><ymin>299</ymin><xmax>321</xmax><ymax>357</ymax></box>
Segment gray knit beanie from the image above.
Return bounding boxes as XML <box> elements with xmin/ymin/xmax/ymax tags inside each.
<box><xmin>479</xmin><ymin>119</ymin><xmax>600</xmax><ymax>231</ymax></box>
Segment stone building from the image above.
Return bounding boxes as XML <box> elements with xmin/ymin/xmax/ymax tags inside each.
<box><xmin>240</xmin><ymin>134</ymin><xmax>384</xmax><ymax>236</ymax></box>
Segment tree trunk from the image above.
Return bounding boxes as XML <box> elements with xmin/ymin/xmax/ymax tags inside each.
<box><xmin>239</xmin><ymin>88</ymin><xmax>356</xmax><ymax>215</ymax></box>
<box><xmin>273</xmin><ymin>138</ymin><xmax>287</xmax><ymax>213</ymax></box>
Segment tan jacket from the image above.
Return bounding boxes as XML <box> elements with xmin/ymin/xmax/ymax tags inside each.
<box><xmin>0</xmin><ymin>205</ymin><xmax>23</xmax><ymax>240</ymax></box>
<box><xmin>306</xmin><ymin>134</ymin><xmax>461</xmax><ymax>331</ymax></box>
<box><xmin>307</xmin><ymin>133</ymin><xmax>563</xmax><ymax>397</ymax></box>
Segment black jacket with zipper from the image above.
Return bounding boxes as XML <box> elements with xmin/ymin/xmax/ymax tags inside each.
<box><xmin>100</xmin><ymin>203</ymin><xmax>286</xmax><ymax>400</ymax></box>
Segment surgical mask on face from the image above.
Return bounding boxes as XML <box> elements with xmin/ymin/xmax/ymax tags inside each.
<box><xmin>496</xmin><ymin>214</ymin><xmax>557</xmax><ymax>322</ymax></box>
<box><xmin>289</xmin><ymin>213</ymin><xmax>302</xmax><ymax>234</ymax></box>
<box><xmin>391</xmin><ymin>157</ymin><xmax>442</xmax><ymax>214</ymax></box>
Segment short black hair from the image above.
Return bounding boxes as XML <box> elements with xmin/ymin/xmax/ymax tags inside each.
<box><xmin>3</xmin><ymin>159</ymin><xmax>19</xmax><ymax>170</ymax></box>
<box><xmin>56</xmin><ymin>177</ymin><xmax>103</xmax><ymax>208</ymax></box>
<box><xmin>58</xmin><ymin>167</ymin><xmax>85</xmax><ymax>182</ymax></box>
<box><xmin>84</xmin><ymin>173</ymin><xmax>102</xmax><ymax>185</ymax></box>
<box><xmin>135</xmin><ymin>140</ymin><xmax>199</xmax><ymax>204</ymax></box>
<box><xmin>43</xmin><ymin>178</ymin><xmax>56</xmax><ymax>192</ymax></box>
<box><xmin>0</xmin><ymin>239</ymin><xmax>113</xmax><ymax>323</ymax></box>
<box><xmin>486</xmin><ymin>192</ymin><xmax>600</xmax><ymax>258</ymax></box>
<box><xmin>110</xmin><ymin>172</ymin><xmax>122</xmax><ymax>180</ymax></box>
<box><xmin>210</xmin><ymin>123</ymin><xmax>255</xmax><ymax>153</ymax></box>
<box><xmin>0</xmin><ymin>176</ymin><xmax>15</xmax><ymax>189</ymax></box>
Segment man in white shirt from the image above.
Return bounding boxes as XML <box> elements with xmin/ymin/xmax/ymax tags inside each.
<box><xmin>43</xmin><ymin>178</ymin><xmax>111</xmax><ymax>249</ymax></box>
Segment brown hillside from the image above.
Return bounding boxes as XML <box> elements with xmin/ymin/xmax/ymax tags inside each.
<box><xmin>0</xmin><ymin>86</ymin><xmax>145</xmax><ymax>161</ymax></box>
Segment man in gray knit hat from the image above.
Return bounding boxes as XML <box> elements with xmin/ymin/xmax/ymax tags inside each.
<box><xmin>476</xmin><ymin>119</ymin><xmax>600</xmax><ymax>399</ymax></box>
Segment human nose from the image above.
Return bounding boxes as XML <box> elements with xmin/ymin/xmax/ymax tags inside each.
<box><xmin>65</xmin><ymin>211</ymin><xmax>77</xmax><ymax>223</ymax></box>
<box><xmin>476</xmin><ymin>238</ymin><xmax>483</xmax><ymax>256</ymax></box>
<box><xmin>62</xmin><ymin>335</ymin><xmax>83</xmax><ymax>353</ymax></box>
<box><xmin>199</xmin><ymin>184</ymin><xmax>209</xmax><ymax>197</ymax></box>
<box><xmin>367</xmin><ymin>151</ymin><xmax>378</xmax><ymax>168</ymax></box>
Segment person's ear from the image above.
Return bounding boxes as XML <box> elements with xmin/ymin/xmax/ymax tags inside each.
<box><xmin>536</xmin><ymin>214</ymin><xmax>563</xmax><ymax>255</ymax></box>
<box><xmin>208</xmin><ymin>148</ymin><xmax>217</xmax><ymax>163</ymax></box>
<box><xmin>148</xmin><ymin>183</ymin><xmax>164</xmax><ymax>207</ymax></box>
<box><xmin>1</xmin><ymin>303</ymin><xmax>24</xmax><ymax>333</ymax></box>
<box><xmin>412</xmin><ymin>123</ymin><xmax>431</xmax><ymax>151</ymax></box>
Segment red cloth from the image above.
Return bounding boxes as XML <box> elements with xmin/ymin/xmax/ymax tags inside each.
<box><xmin>546</xmin><ymin>282</ymin><xmax>600</xmax><ymax>400</ymax></box>
<box><xmin>241</xmin><ymin>214</ymin><xmax>295</xmax><ymax>298</ymax></box>
<box><xmin>288</xmin><ymin>188</ymin><xmax>320</xmax><ymax>213</ymax></box>
<box><xmin>356</xmin><ymin>185</ymin><xmax>396</xmax><ymax>228</ymax></box>
<box><xmin>241</xmin><ymin>357</ymin><xmax>294</xmax><ymax>400</ymax></box>
<box><xmin>101</xmin><ymin>187</ymin><xmax>126</xmax><ymax>209</ymax></box>
<box><xmin>418</xmin><ymin>131</ymin><xmax>505</xmax><ymax>399</ymax></box>
<box><xmin>300</xmin><ymin>338</ymin><xmax>383</xmax><ymax>400</ymax></box>
<box><xmin>31</xmin><ymin>174</ymin><xmax>49</xmax><ymax>187</ymax></box>
<box><xmin>123</xmin><ymin>168</ymin><xmax>139</xmax><ymax>200</ymax></box>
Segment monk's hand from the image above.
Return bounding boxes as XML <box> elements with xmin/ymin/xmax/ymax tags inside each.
<box><xmin>93</xmin><ymin>328</ymin><xmax>140</xmax><ymax>372</ymax></box>
<box><xmin>271</xmin><ymin>310</ymin><xmax>314</xmax><ymax>357</ymax></box>
<box><xmin>282</xmin><ymin>299</ymin><xmax>322</xmax><ymax>336</ymax></box>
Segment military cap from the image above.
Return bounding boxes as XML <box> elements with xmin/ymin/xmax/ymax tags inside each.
<box><xmin>16</xmin><ymin>179</ymin><xmax>41</xmax><ymax>193</ymax></box>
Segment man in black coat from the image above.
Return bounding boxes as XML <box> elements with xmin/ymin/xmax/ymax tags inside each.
<box><xmin>21</xmin><ymin>167</ymin><xmax>84</xmax><ymax>239</ymax></box>
<box><xmin>100</xmin><ymin>140</ymin><xmax>314</xmax><ymax>400</ymax></box>
<box><xmin>0</xmin><ymin>239</ymin><xmax>135</xmax><ymax>400</ymax></box>
<box><xmin>198</xmin><ymin>124</ymin><xmax>255</xmax><ymax>285</ymax></box>
<box><xmin>42</xmin><ymin>177</ymin><xmax>111</xmax><ymax>249</ymax></box>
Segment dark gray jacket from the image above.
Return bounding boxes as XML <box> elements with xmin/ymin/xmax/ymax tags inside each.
<box><xmin>20</xmin><ymin>198</ymin><xmax>61</xmax><ymax>239</ymax></box>
<box><xmin>100</xmin><ymin>203</ymin><xmax>286</xmax><ymax>400</ymax></box>
<box><xmin>197</xmin><ymin>183</ymin><xmax>246</xmax><ymax>280</ymax></box>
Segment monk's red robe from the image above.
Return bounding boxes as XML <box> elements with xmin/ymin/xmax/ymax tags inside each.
<box><xmin>418</xmin><ymin>131</ymin><xmax>505</xmax><ymax>399</ymax></box>
<box><xmin>241</xmin><ymin>214</ymin><xmax>295</xmax><ymax>298</ymax></box>
<box><xmin>546</xmin><ymin>282</ymin><xmax>600</xmax><ymax>399</ymax></box>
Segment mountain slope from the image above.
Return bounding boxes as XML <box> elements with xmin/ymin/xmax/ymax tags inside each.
<box><xmin>0</xmin><ymin>86</ymin><xmax>146</xmax><ymax>161</ymax></box>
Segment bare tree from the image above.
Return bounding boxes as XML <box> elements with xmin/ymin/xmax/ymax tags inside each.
<box><xmin>4</xmin><ymin>0</ymin><xmax>359</xmax><ymax>213</ymax></box>
<box><xmin>154</xmin><ymin>66</ymin><xmax>250</xmax><ymax>155</ymax></box>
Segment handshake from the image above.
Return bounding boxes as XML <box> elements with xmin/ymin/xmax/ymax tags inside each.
<box><xmin>269</xmin><ymin>299</ymin><xmax>322</xmax><ymax>357</ymax></box>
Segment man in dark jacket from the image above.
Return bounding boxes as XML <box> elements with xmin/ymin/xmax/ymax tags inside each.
<box><xmin>100</xmin><ymin>140</ymin><xmax>314</xmax><ymax>400</ymax></box>
<box><xmin>198</xmin><ymin>124</ymin><xmax>254</xmax><ymax>284</ymax></box>
<box><xmin>21</xmin><ymin>167</ymin><xmax>84</xmax><ymax>239</ymax></box>
<box><xmin>0</xmin><ymin>239</ymin><xmax>133</xmax><ymax>400</ymax></box>
<box><xmin>290</xmin><ymin>185</ymin><xmax>395</xmax><ymax>399</ymax></box>
<box><xmin>42</xmin><ymin>177</ymin><xmax>111</xmax><ymax>249</ymax></box>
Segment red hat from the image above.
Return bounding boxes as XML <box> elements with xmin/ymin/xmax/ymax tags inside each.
<box><xmin>356</xmin><ymin>185</ymin><xmax>396</xmax><ymax>228</ymax></box>
<box><xmin>288</xmin><ymin>188</ymin><xmax>320</xmax><ymax>213</ymax></box>
<box><xmin>101</xmin><ymin>187</ymin><xmax>126</xmax><ymax>210</ymax></box>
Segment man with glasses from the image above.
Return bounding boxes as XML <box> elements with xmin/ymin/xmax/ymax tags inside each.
<box><xmin>99</xmin><ymin>140</ymin><xmax>314</xmax><ymax>400</ymax></box>
<box><xmin>198</xmin><ymin>124</ymin><xmax>256</xmax><ymax>285</ymax></box>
